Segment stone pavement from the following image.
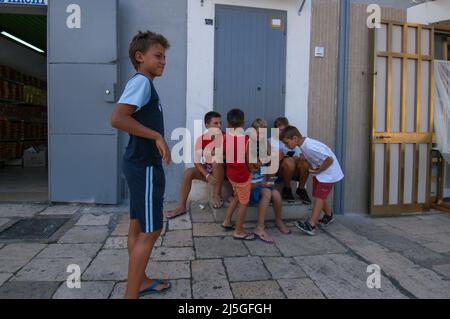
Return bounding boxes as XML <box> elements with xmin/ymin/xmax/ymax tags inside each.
<box><xmin>0</xmin><ymin>202</ymin><xmax>450</xmax><ymax>299</ymax></box>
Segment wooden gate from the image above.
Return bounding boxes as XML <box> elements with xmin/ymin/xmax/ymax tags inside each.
<box><xmin>371</xmin><ymin>21</ymin><xmax>434</xmax><ymax>215</ymax></box>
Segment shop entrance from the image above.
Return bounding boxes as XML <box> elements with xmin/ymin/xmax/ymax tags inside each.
<box><xmin>0</xmin><ymin>6</ymin><xmax>48</xmax><ymax>202</ymax></box>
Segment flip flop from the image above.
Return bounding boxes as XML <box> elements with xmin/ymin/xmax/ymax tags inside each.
<box><xmin>233</xmin><ymin>233</ymin><xmax>256</xmax><ymax>241</ymax></box>
<box><xmin>276</xmin><ymin>224</ymin><xmax>292</xmax><ymax>235</ymax></box>
<box><xmin>166</xmin><ymin>210</ymin><xmax>187</xmax><ymax>220</ymax></box>
<box><xmin>139</xmin><ymin>279</ymin><xmax>171</xmax><ymax>297</ymax></box>
<box><xmin>221</xmin><ymin>224</ymin><xmax>235</xmax><ymax>231</ymax></box>
<box><xmin>254</xmin><ymin>233</ymin><xmax>275</xmax><ymax>244</ymax></box>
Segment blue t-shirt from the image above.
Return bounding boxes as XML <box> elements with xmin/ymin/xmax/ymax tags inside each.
<box><xmin>118</xmin><ymin>74</ymin><xmax>151</xmax><ymax>111</ymax></box>
<box><xmin>119</xmin><ymin>73</ymin><xmax>165</xmax><ymax>167</ymax></box>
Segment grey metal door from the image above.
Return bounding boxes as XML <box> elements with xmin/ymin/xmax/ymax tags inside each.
<box><xmin>48</xmin><ymin>0</ymin><xmax>118</xmax><ymax>204</ymax></box>
<box><xmin>214</xmin><ymin>5</ymin><xmax>287</xmax><ymax>128</ymax></box>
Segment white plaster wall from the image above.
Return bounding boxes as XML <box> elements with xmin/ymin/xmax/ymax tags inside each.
<box><xmin>407</xmin><ymin>0</ymin><xmax>450</xmax><ymax>25</ymax></box>
<box><xmin>186</xmin><ymin>0</ymin><xmax>312</xmax><ymax>149</ymax></box>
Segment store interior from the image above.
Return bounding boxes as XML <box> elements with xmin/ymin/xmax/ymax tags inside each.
<box><xmin>0</xmin><ymin>11</ymin><xmax>48</xmax><ymax>202</ymax></box>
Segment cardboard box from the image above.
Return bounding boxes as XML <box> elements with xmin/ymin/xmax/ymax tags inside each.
<box><xmin>23</xmin><ymin>146</ymin><xmax>46</xmax><ymax>167</ymax></box>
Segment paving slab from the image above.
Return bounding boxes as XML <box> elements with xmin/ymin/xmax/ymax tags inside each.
<box><xmin>294</xmin><ymin>254</ymin><xmax>407</xmax><ymax>299</ymax></box>
<box><xmin>277</xmin><ymin>278</ymin><xmax>325</xmax><ymax>299</ymax></box>
<box><xmin>146</xmin><ymin>261</ymin><xmax>191</xmax><ymax>280</ymax></box>
<box><xmin>104</xmin><ymin>236</ymin><xmax>128</xmax><ymax>249</ymax></box>
<box><xmin>383</xmin><ymin>217</ymin><xmax>450</xmax><ymax>235</ymax></box>
<box><xmin>192</xmin><ymin>259</ymin><xmax>227</xmax><ymax>281</ymax></box>
<box><xmin>266</xmin><ymin>227</ymin><xmax>348</xmax><ymax>257</ymax></box>
<box><xmin>0</xmin><ymin>273</ymin><xmax>12</xmax><ymax>287</ymax></box>
<box><xmin>193</xmin><ymin>223</ymin><xmax>233</xmax><ymax>237</ymax></box>
<box><xmin>151</xmin><ymin>247</ymin><xmax>195</xmax><ymax>261</ymax></box>
<box><xmin>82</xmin><ymin>249</ymin><xmax>128</xmax><ymax>281</ymax></box>
<box><xmin>58</xmin><ymin>226</ymin><xmax>109</xmax><ymax>244</ymax></box>
<box><xmin>244</xmin><ymin>240</ymin><xmax>282</xmax><ymax>257</ymax></box>
<box><xmin>191</xmin><ymin>208</ymin><xmax>215</xmax><ymax>223</ymax></box>
<box><xmin>262</xmin><ymin>257</ymin><xmax>307</xmax><ymax>279</ymax></box>
<box><xmin>163</xmin><ymin>230</ymin><xmax>193</xmax><ymax>247</ymax></box>
<box><xmin>194</xmin><ymin>237</ymin><xmax>249</xmax><ymax>259</ymax></box>
<box><xmin>111</xmin><ymin>222</ymin><xmax>129</xmax><ymax>237</ymax></box>
<box><xmin>326</xmin><ymin>223</ymin><xmax>450</xmax><ymax>298</ymax></box>
<box><xmin>0</xmin><ymin>243</ymin><xmax>46</xmax><ymax>273</ymax></box>
<box><xmin>230</xmin><ymin>281</ymin><xmax>285</xmax><ymax>299</ymax></box>
<box><xmin>0</xmin><ymin>281</ymin><xmax>60</xmax><ymax>299</ymax></box>
<box><xmin>79</xmin><ymin>206</ymin><xmax>128</xmax><ymax>214</ymax></box>
<box><xmin>432</xmin><ymin>264</ymin><xmax>450</xmax><ymax>279</ymax></box>
<box><xmin>39</xmin><ymin>205</ymin><xmax>80</xmax><ymax>216</ymax></box>
<box><xmin>0</xmin><ymin>218</ymin><xmax>11</xmax><ymax>228</ymax></box>
<box><xmin>224</xmin><ymin>257</ymin><xmax>271</xmax><ymax>282</ymax></box>
<box><xmin>35</xmin><ymin>244</ymin><xmax>102</xmax><ymax>259</ymax></box>
<box><xmin>0</xmin><ymin>204</ymin><xmax>46</xmax><ymax>218</ymax></box>
<box><xmin>168</xmin><ymin>214</ymin><xmax>192</xmax><ymax>230</ymax></box>
<box><xmin>191</xmin><ymin>259</ymin><xmax>233</xmax><ymax>299</ymax></box>
<box><xmin>76</xmin><ymin>213</ymin><xmax>111</xmax><ymax>226</ymax></box>
<box><xmin>13</xmin><ymin>257</ymin><xmax>91</xmax><ymax>282</ymax></box>
<box><xmin>52</xmin><ymin>281</ymin><xmax>115</xmax><ymax>299</ymax></box>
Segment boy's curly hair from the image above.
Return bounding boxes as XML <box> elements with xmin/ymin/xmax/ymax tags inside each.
<box><xmin>129</xmin><ymin>30</ymin><xmax>170</xmax><ymax>70</ymax></box>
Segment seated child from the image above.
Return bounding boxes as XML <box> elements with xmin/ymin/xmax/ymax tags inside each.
<box><xmin>281</xmin><ymin>126</ymin><xmax>344</xmax><ymax>236</ymax></box>
<box><xmin>249</xmin><ymin>118</ymin><xmax>291</xmax><ymax>243</ymax></box>
<box><xmin>270</xmin><ymin>117</ymin><xmax>311</xmax><ymax>204</ymax></box>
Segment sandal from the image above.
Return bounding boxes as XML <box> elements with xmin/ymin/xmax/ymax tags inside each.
<box><xmin>233</xmin><ymin>233</ymin><xmax>257</xmax><ymax>241</ymax></box>
<box><xmin>254</xmin><ymin>233</ymin><xmax>275</xmax><ymax>244</ymax></box>
<box><xmin>166</xmin><ymin>210</ymin><xmax>187</xmax><ymax>220</ymax></box>
<box><xmin>221</xmin><ymin>224</ymin><xmax>235</xmax><ymax>231</ymax></box>
<box><xmin>139</xmin><ymin>279</ymin><xmax>171</xmax><ymax>297</ymax></box>
<box><xmin>276</xmin><ymin>224</ymin><xmax>292</xmax><ymax>235</ymax></box>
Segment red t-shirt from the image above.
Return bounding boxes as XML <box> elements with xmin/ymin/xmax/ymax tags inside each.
<box><xmin>194</xmin><ymin>131</ymin><xmax>224</xmax><ymax>164</ymax></box>
<box><xmin>223</xmin><ymin>132</ymin><xmax>250</xmax><ymax>183</ymax></box>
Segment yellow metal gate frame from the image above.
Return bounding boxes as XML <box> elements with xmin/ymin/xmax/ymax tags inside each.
<box><xmin>370</xmin><ymin>21</ymin><xmax>434</xmax><ymax>215</ymax></box>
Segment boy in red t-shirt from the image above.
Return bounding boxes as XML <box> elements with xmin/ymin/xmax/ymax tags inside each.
<box><xmin>166</xmin><ymin>112</ymin><xmax>225</xmax><ymax>218</ymax></box>
<box><xmin>222</xmin><ymin>109</ymin><xmax>256</xmax><ymax>241</ymax></box>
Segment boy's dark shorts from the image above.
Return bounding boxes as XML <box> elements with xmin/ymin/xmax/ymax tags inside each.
<box><xmin>122</xmin><ymin>162</ymin><xmax>165</xmax><ymax>233</ymax></box>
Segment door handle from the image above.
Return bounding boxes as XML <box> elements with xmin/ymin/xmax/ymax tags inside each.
<box><xmin>376</xmin><ymin>135</ymin><xmax>392</xmax><ymax>140</ymax></box>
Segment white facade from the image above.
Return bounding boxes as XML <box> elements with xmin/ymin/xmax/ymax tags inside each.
<box><xmin>186</xmin><ymin>0</ymin><xmax>312</xmax><ymax>143</ymax></box>
<box><xmin>407</xmin><ymin>0</ymin><xmax>450</xmax><ymax>25</ymax></box>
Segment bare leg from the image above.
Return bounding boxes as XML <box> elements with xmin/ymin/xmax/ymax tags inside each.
<box><xmin>279</xmin><ymin>157</ymin><xmax>296</xmax><ymax>188</ymax></box>
<box><xmin>166</xmin><ymin>168</ymin><xmax>205</xmax><ymax>218</ymax></box>
<box><xmin>272</xmin><ymin>190</ymin><xmax>290</xmax><ymax>234</ymax></box>
<box><xmin>322</xmin><ymin>200</ymin><xmax>332</xmax><ymax>216</ymax></box>
<box><xmin>212</xmin><ymin>163</ymin><xmax>224</xmax><ymax>206</ymax></box>
<box><xmin>254</xmin><ymin>188</ymin><xmax>274</xmax><ymax>243</ymax></box>
<box><xmin>127</xmin><ymin>220</ymin><xmax>152</xmax><ymax>285</ymax></box>
<box><xmin>309</xmin><ymin>198</ymin><xmax>325</xmax><ymax>227</ymax></box>
<box><xmin>223</xmin><ymin>195</ymin><xmax>238</xmax><ymax>227</ymax></box>
<box><xmin>296</xmin><ymin>157</ymin><xmax>310</xmax><ymax>189</ymax></box>
<box><xmin>234</xmin><ymin>202</ymin><xmax>250</xmax><ymax>237</ymax></box>
<box><xmin>124</xmin><ymin>230</ymin><xmax>168</xmax><ymax>299</ymax></box>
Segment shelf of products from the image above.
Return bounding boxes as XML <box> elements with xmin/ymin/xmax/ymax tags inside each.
<box><xmin>0</xmin><ymin>65</ymin><xmax>47</xmax><ymax>161</ymax></box>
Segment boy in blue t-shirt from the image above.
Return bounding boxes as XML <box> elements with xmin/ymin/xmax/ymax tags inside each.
<box><xmin>111</xmin><ymin>31</ymin><xmax>171</xmax><ymax>299</ymax></box>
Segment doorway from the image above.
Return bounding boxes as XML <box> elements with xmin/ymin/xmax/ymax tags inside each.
<box><xmin>214</xmin><ymin>5</ymin><xmax>287</xmax><ymax>128</ymax></box>
<box><xmin>0</xmin><ymin>8</ymin><xmax>48</xmax><ymax>202</ymax></box>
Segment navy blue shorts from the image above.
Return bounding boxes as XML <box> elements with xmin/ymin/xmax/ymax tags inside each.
<box><xmin>122</xmin><ymin>162</ymin><xmax>165</xmax><ymax>233</ymax></box>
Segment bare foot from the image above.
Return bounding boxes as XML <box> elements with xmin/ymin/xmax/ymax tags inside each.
<box><xmin>254</xmin><ymin>228</ymin><xmax>275</xmax><ymax>244</ymax></box>
<box><xmin>210</xmin><ymin>196</ymin><xmax>224</xmax><ymax>209</ymax></box>
<box><xmin>166</xmin><ymin>207</ymin><xmax>187</xmax><ymax>219</ymax></box>
<box><xmin>275</xmin><ymin>220</ymin><xmax>291</xmax><ymax>235</ymax></box>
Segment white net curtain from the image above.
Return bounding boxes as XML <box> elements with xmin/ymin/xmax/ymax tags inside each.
<box><xmin>435</xmin><ymin>60</ymin><xmax>450</xmax><ymax>163</ymax></box>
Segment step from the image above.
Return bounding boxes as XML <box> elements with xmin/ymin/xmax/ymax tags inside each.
<box><xmin>211</xmin><ymin>201</ymin><xmax>312</xmax><ymax>222</ymax></box>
